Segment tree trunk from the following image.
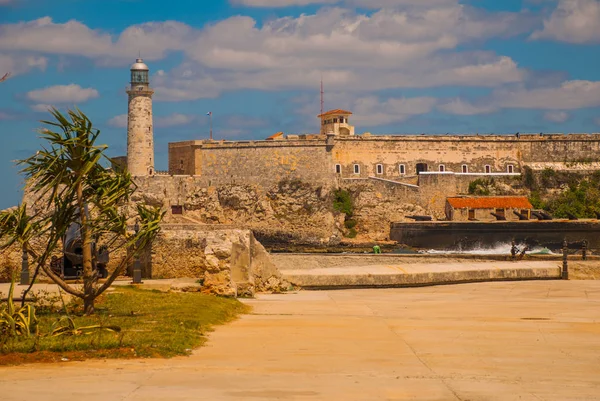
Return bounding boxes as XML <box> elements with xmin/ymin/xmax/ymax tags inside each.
<box><xmin>83</xmin><ymin>295</ymin><xmax>95</xmax><ymax>315</ymax></box>
<box><xmin>77</xmin><ymin>182</ymin><xmax>96</xmax><ymax>315</ymax></box>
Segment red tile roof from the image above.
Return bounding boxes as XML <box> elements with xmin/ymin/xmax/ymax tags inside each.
<box><xmin>446</xmin><ymin>196</ymin><xmax>532</xmax><ymax>209</ymax></box>
<box><xmin>318</xmin><ymin>109</ymin><xmax>353</xmax><ymax>118</ymax></box>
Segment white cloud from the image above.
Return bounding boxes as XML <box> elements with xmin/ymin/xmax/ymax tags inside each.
<box><xmin>440</xmin><ymin>80</ymin><xmax>600</xmax><ymax>116</ymax></box>
<box><xmin>26</xmin><ymin>84</ymin><xmax>99</xmax><ymax>104</ymax></box>
<box><xmin>0</xmin><ymin>17</ymin><xmax>194</xmax><ymax>64</ymax></box>
<box><xmin>437</xmin><ymin>98</ymin><xmax>497</xmax><ymax>115</ymax></box>
<box><xmin>155</xmin><ymin>113</ymin><xmax>196</xmax><ymax>127</ymax></box>
<box><xmin>495</xmin><ymin>80</ymin><xmax>600</xmax><ymax>109</ymax></box>
<box><xmin>0</xmin><ymin>53</ymin><xmax>47</xmax><ymax>77</ymax></box>
<box><xmin>531</xmin><ymin>0</ymin><xmax>600</xmax><ymax>43</ymax></box>
<box><xmin>30</xmin><ymin>104</ymin><xmax>52</xmax><ymax>112</ymax></box>
<box><xmin>231</xmin><ymin>0</ymin><xmax>458</xmax><ymax>8</ymax></box>
<box><xmin>299</xmin><ymin>92</ymin><xmax>436</xmax><ymax>126</ymax></box>
<box><xmin>108</xmin><ymin>114</ymin><xmax>128</xmax><ymax>128</ymax></box>
<box><xmin>543</xmin><ymin>110</ymin><xmax>569</xmax><ymax>123</ymax></box>
<box><xmin>152</xmin><ymin>5</ymin><xmax>529</xmax><ymax>100</ymax></box>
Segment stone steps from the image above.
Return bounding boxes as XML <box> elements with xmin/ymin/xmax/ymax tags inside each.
<box><xmin>280</xmin><ymin>261</ymin><xmax>562</xmax><ymax>289</ymax></box>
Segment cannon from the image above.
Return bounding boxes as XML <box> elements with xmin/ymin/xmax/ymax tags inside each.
<box><xmin>406</xmin><ymin>215</ymin><xmax>433</xmax><ymax>221</ymax></box>
<box><xmin>566</xmin><ymin>212</ymin><xmax>578</xmax><ymax>221</ymax></box>
<box><xmin>62</xmin><ymin>221</ymin><xmax>109</xmax><ymax>279</ymax></box>
<box><xmin>531</xmin><ymin>210</ymin><xmax>553</xmax><ymax>221</ymax></box>
<box><xmin>490</xmin><ymin>212</ymin><xmax>507</xmax><ymax>221</ymax></box>
<box><xmin>513</xmin><ymin>210</ymin><xmax>529</xmax><ymax>221</ymax></box>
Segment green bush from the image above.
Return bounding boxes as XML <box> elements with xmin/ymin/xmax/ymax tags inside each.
<box><xmin>333</xmin><ymin>189</ymin><xmax>354</xmax><ymax>216</ymax></box>
<box><xmin>468</xmin><ymin>178</ymin><xmax>493</xmax><ymax>195</ymax></box>
<box><xmin>344</xmin><ymin>219</ymin><xmax>358</xmax><ymax>229</ymax></box>
<box><xmin>523</xmin><ymin>166</ymin><xmax>536</xmax><ymax>190</ymax></box>
<box><xmin>346</xmin><ymin>228</ymin><xmax>357</xmax><ymax>239</ymax></box>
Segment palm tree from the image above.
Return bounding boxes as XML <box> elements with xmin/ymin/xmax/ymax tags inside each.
<box><xmin>1</xmin><ymin>108</ymin><xmax>164</xmax><ymax>314</ymax></box>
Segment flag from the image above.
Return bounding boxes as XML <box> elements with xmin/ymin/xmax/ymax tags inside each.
<box><xmin>206</xmin><ymin>112</ymin><xmax>212</xmax><ymax>116</ymax></box>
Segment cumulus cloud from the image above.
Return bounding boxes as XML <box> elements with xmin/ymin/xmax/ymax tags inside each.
<box><xmin>0</xmin><ymin>53</ymin><xmax>47</xmax><ymax>77</ymax></box>
<box><xmin>30</xmin><ymin>104</ymin><xmax>52</xmax><ymax>112</ymax></box>
<box><xmin>153</xmin><ymin>5</ymin><xmax>529</xmax><ymax>100</ymax></box>
<box><xmin>543</xmin><ymin>110</ymin><xmax>569</xmax><ymax>123</ymax></box>
<box><xmin>108</xmin><ymin>114</ymin><xmax>128</xmax><ymax>128</ymax></box>
<box><xmin>440</xmin><ymin>80</ymin><xmax>600</xmax><ymax>116</ymax></box>
<box><xmin>437</xmin><ymin>98</ymin><xmax>497</xmax><ymax>115</ymax></box>
<box><xmin>26</xmin><ymin>84</ymin><xmax>99</xmax><ymax>104</ymax></box>
<box><xmin>0</xmin><ymin>17</ymin><xmax>194</xmax><ymax>64</ymax></box>
<box><xmin>231</xmin><ymin>0</ymin><xmax>458</xmax><ymax>8</ymax></box>
<box><xmin>531</xmin><ymin>0</ymin><xmax>600</xmax><ymax>43</ymax></box>
<box><xmin>155</xmin><ymin>113</ymin><xmax>196</xmax><ymax>127</ymax></box>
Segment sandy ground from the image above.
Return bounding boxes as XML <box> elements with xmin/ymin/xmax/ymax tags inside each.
<box><xmin>1</xmin><ymin>280</ymin><xmax>600</xmax><ymax>400</ymax></box>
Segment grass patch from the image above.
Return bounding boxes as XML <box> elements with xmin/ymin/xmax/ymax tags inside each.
<box><xmin>0</xmin><ymin>286</ymin><xmax>249</xmax><ymax>365</ymax></box>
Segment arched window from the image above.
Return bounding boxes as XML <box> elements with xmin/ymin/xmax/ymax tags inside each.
<box><xmin>376</xmin><ymin>164</ymin><xmax>383</xmax><ymax>175</ymax></box>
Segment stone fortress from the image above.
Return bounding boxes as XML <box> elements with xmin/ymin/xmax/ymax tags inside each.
<box><xmin>123</xmin><ymin>59</ymin><xmax>600</xmax><ymax>247</ymax></box>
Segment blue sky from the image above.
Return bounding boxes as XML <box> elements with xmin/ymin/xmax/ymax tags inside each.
<box><xmin>1</xmin><ymin>0</ymin><xmax>600</xmax><ymax>208</ymax></box>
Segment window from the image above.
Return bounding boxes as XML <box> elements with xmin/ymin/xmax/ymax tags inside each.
<box><xmin>507</xmin><ymin>165</ymin><xmax>514</xmax><ymax>173</ymax></box>
<box><xmin>462</xmin><ymin>165</ymin><xmax>468</xmax><ymax>173</ymax></box>
<box><xmin>439</xmin><ymin>164</ymin><xmax>445</xmax><ymax>172</ymax></box>
<box><xmin>416</xmin><ymin>163</ymin><xmax>428</xmax><ymax>174</ymax></box>
<box><xmin>335</xmin><ymin>164</ymin><xmax>341</xmax><ymax>174</ymax></box>
<box><xmin>485</xmin><ymin>165</ymin><xmax>491</xmax><ymax>174</ymax></box>
<box><xmin>468</xmin><ymin>209</ymin><xmax>475</xmax><ymax>220</ymax></box>
<box><xmin>333</xmin><ymin>118</ymin><xmax>338</xmax><ymax>123</ymax></box>
<box><xmin>399</xmin><ymin>164</ymin><xmax>406</xmax><ymax>175</ymax></box>
<box><xmin>354</xmin><ymin>164</ymin><xmax>360</xmax><ymax>174</ymax></box>
<box><xmin>171</xmin><ymin>205</ymin><xmax>183</xmax><ymax>215</ymax></box>
<box><xmin>376</xmin><ymin>164</ymin><xmax>383</xmax><ymax>175</ymax></box>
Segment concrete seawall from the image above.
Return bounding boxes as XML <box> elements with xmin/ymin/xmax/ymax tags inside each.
<box><xmin>390</xmin><ymin>220</ymin><xmax>600</xmax><ymax>251</ymax></box>
<box><xmin>273</xmin><ymin>254</ymin><xmax>562</xmax><ymax>289</ymax></box>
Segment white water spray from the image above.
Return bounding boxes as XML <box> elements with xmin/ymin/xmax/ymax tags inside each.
<box><xmin>419</xmin><ymin>242</ymin><xmax>555</xmax><ymax>255</ymax></box>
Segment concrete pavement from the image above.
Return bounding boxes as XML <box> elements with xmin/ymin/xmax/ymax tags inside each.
<box><xmin>2</xmin><ymin>280</ymin><xmax>600</xmax><ymax>400</ymax></box>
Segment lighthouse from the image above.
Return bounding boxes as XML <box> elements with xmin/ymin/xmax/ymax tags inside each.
<box><xmin>126</xmin><ymin>58</ymin><xmax>154</xmax><ymax>176</ymax></box>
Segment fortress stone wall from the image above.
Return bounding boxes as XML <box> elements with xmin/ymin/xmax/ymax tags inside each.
<box><xmin>169</xmin><ymin>133</ymin><xmax>600</xmax><ymax>182</ymax></box>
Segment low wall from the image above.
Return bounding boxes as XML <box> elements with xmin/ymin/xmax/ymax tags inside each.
<box><xmin>148</xmin><ymin>225</ymin><xmax>288</xmax><ymax>296</ymax></box>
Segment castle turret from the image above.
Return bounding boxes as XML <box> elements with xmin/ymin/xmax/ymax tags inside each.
<box><xmin>126</xmin><ymin>58</ymin><xmax>154</xmax><ymax>176</ymax></box>
<box><xmin>318</xmin><ymin>109</ymin><xmax>354</xmax><ymax>136</ymax></box>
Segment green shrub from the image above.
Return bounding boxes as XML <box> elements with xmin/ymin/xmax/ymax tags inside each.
<box><xmin>346</xmin><ymin>228</ymin><xmax>357</xmax><ymax>239</ymax></box>
<box><xmin>344</xmin><ymin>219</ymin><xmax>358</xmax><ymax>229</ymax></box>
<box><xmin>523</xmin><ymin>166</ymin><xmax>536</xmax><ymax>190</ymax></box>
<box><xmin>333</xmin><ymin>189</ymin><xmax>354</xmax><ymax>216</ymax></box>
<box><xmin>468</xmin><ymin>178</ymin><xmax>493</xmax><ymax>195</ymax></box>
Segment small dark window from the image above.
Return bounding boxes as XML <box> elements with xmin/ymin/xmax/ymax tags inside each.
<box><xmin>399</xmin><ymin>164</ymin><xmax>405</xmax><ymax>175</ymax></box>
<box><xmin>376</xmin><ymin>164</ymin><xmax>383</xmax><ymax>175</ymax></box>
<box><xmin>468</xmin><ymin>209</ymin><xmax>475</xmax><ymax>220</ymax></box>
<box><xmin>507</xmin><ymin>165</ymin><xmax>514</xmax><ymax>173</ymax></box>
<box><xmin>462</xmin><ymin>165</ymin><xmax>468</xmax><ymax>173</ymax></box>
<box><xmin>439</xmin><ymin>165</ymin><xmax>445</xmax><ymax>172</ymax></box>
<box><xmin>354</xmin><ymin>164</ymin><xmax>360</xmax><ymax>174</ymax></box>
<box><xmin>485</xmin><ymin>165</ymin><xmax>491</xmax><ymax>173</ymax></box>
<box><xmin>333</xmin><ymin>118</ymin><xmax>338</xmax><ymax>123</ymax></box>
<box><xmin>335</xmin><ymin>164</ymin><xmax>341</xmax><ymax>174</ymax></box>
<box><xmin>171</xmin><ymin>205</ymin><xmax>183</xmax><ymax>215</ymax></box>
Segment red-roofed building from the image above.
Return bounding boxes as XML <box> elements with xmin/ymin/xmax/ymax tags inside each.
<box><xmin>318</xmin><ymin>109</ymin><xmax>355</xmax><ymax>136</ymax></box>
<box><xmin>445</xmin><ymin>196</ymin><xmax>533</xmax><ymax>221</ymax></box>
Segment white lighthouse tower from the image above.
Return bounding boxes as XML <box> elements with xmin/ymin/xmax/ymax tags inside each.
<box><xmin>126</xmin><ymin>58</ymin><xmax>154</xmax><ymax>176</ymax></box>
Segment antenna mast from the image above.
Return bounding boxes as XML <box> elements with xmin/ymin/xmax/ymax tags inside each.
<box><xmin>320</xmin><ymin>77</ymin><xmax>324</xmax><ymax>116</ymax></box>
